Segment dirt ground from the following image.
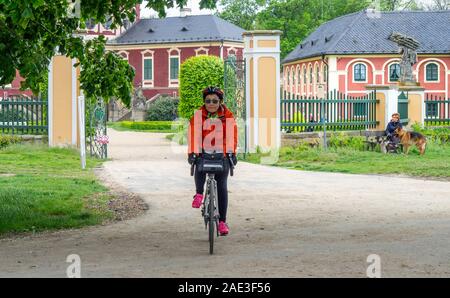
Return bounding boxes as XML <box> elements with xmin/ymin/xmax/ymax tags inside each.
<box><xmin>1</xmin><ymin>129</ymin><xmax>450</xmax><ymax>277</ymax></box>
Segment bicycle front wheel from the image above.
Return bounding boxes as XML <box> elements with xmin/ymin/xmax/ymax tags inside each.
<box><xmin>209</xmin><ymin>181</ymin><xmax>215</xmax><ymax>255</ymax></box>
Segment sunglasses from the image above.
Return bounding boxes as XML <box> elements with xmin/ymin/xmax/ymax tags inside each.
<box><xmin>205</xmin><ymin>99</ymin><xmax>219</xmax><ymax>104</ymax></box>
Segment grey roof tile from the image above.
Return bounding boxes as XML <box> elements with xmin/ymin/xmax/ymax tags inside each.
<box><xmin>283</xmin><ymin>10</ymin><xmax>450</xmax><ymax>64</ymax></box>
<box><xmin>108</xmin><ymin>15</ymin><xmax>245</xmax><ymax>45</ymax></box>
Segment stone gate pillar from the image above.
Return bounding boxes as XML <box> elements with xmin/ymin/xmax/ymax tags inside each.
<box><xmin>243</xmin><ymin>30</ymin><xmax>282</xmax><ymax>153</ymax></box>
<box><xmin>48</xmin><ymin>55</ymin><xmax>81</xmax><ymax>147</ymax></box>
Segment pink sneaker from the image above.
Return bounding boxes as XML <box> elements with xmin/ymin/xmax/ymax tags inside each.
<box><xmin>218</xmin><ymin>221</ymin><xmax>229</xmax><ymax>236</ymax></box>
<box><xmin>192</xmin><ymin>194</ymin><xmax>203</xmax><ymax>208</ymax></box>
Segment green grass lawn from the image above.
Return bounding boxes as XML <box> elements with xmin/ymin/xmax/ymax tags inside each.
<box><xmin>241</xmin><ymin>142</ymin><xmax>450</xmax><ymax>179</ymax></box>
<box><xmin>0</xmin><ymin>144</ymin><xmax>114</xmax><ymax>236</ymax></box>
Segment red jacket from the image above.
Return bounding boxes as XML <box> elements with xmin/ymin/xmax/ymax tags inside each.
<box><xmin>188</xmin><ymin>104</ymin><xmax>238</xmax><ymax>156</ymax></box>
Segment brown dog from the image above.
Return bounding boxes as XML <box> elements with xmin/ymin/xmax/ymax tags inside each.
<box><xmin>394</xmin><ymin>127</ymin><xmax>427</xmax><ymax>155</ymax></box>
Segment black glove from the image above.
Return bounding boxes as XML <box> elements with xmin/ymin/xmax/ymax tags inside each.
<box><xmin>230</xmin><ymin>153</ymin><xmax>237</xmax><ymax>166</ymax></box>
<box><xmin>188</xmin><ymin>153</ymin><xmax>197</xmax><ymax>165</ymax></box>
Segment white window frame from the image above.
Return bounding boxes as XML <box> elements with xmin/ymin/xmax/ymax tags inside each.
<box><xmin>141</xmin><ymin>49</ymin><xmax>154</xmax><ymax>88</ymax></box>
<box><xmin>168</xmin><ymin>48</ymin><xmax>181</xmax><ymax>87</ymax></box>
<box><xmin>353</xmin><ymin>63</ymin><xmax>368</xmax><ymax>83</ymax></box>
<box><xmin>117</xmin><ymin>50</ymin><xmax>129</xmax><ymax>60</ymax></box>
<box><xmin>388</xmin><ymin>62</ymin><xmax>401</xmax><ymax>83</ymax></box>
<box><xmin>424</xmin><ymin>62</ymin><xmax>440</xmax><ymax>83</ymax></box>
<box><xmin>195</xmin><ymin>47</ymin><xmax>209</xmax><ymax>56</ymax></box>
<box><xmin>227</xmin><ymin>47</ymin><xmax>237</xmax><ymax>57</ymax></box>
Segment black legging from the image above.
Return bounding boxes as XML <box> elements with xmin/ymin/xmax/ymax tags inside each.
<box><xmin>194</xmin><ymin>160</ymin><xmax>230</xmax><ymax>222</ymax></box>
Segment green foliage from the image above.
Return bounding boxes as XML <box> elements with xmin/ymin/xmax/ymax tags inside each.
<box><xmin>0</xmin><ymin>135</ymin><xmax>22</xmax><ymax>149</ymax></box>
<box><xmin>115</xmin><ymin>121</ymin><xmax>182</xmax><ymax>132</ymax></box>
<box><xmin>217</xmin><ymin>0</ymin><xmax>266</xmax><ymax>30</ymax></box>
<box><xmin>0</xmin><ymin>0</ymin><xmax>220</xmax><ymax>106</ymax></box>
<box><xmin>329</xmin><ymin>132</ymin><xmax>365</xmax><ymax>150</ymax></box>
<box><xmin>178</xmin><ymin>55</ymin><xmax>224</xmax><ymax>120</ymax></box>
<box><xmin>254</xmin><ymin>0</ymin><xmax>372</xmax><ymax>59</ymax></box>
<box><xmin>77</xmin><ymin>36</ymin><xmax>135</xmax><ymax>107</ymax></box>
<box><xmin>147</xmin><ymin>97</ymin><xmax>179</xmax><ymax>121</ymax></box>
<box><xmin>412</xmin><ymin>123</ymin><xmax>450</xmax><ymax>144</ymax></box>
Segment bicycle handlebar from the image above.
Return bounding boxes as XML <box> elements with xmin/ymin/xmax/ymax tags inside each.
<box><xmin>189</xmin><ymin>153</ymin><xmax>236</xmax><ymax>177</ymax></box>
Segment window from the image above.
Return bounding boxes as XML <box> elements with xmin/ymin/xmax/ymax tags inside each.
<box><xmin>170</xmin><ymin>57</ymin><xmax>179</xmax><ymax>80</ymax></box>
<box><xmin>315</xmin><ymin>65</ymin><xmax>319</xmax><ymax>83</ymax></box>
<box><xmin>323</xmin><ymin>65</ymin><xmax>327</xmax><ymax>83</ymax></box>
<box><xmin>354</xmin><ymin>63</ymin><xmax>366</xmax><ymax>82</ymax></box>
<box><xmin>303</xmin><ymin>67</ymin><xmax>307</xmax><ymax>84</ymax></box>
<box><xmin>389</xmin><ymin>63</ymin><xmax>400</xmax><ymax>82</ymax></box>
<box><xmin>426</xmin><ymin>63</ymin><xmax>439</xmax><ymax>82</ymax></box>
<box><xmin>309</xmin><ymin>66</ymin><xmax>312</xmax><ymax>83</ymax></box>
<box><xmin>141</xmin><ymin>50</ymin><xmax>154</xmax><ymax>87</ymax></box>
<box><xmin>144</xmin><ymin>59</ymin><xmax>153</xmax><ymax>80</ymax></box>
<box><xmin>168</xmin><ymin>49</ymin><xmax>181</xmax><ymax>85</ymax></box>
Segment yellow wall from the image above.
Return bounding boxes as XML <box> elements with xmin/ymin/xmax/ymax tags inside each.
<box><xmin>249</xmin><ymin>58</ymin><xmax>254</xmax><ymax>149</ymax></box>
<box><xmin>52</xmin><ymin>56</ymin><xmax>73</xmax><ymax>146</ymax></box>
<box><xmin>258</xmin><ymin>57</ymin><xmax>277</xmax><ymax>148</ymax></box>
<box><xmin>257</xmin><ymin>40</ymin><xmax>276</xmax><ymax>48</ymax></box>
<box><xmin>408</xmin><ymin>93</ymin><xmax>423</xmax><ymax>126</ymax></box>
<box><xmin>375</xmin><ymin>92</ymin><xmax>386</xmax><ymax>130</ymax></box>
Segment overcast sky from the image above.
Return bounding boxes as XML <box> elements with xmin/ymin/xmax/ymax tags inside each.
<box><xmin>140</xmin><ymin>0</ymin><xmax>441</xmax><ymax>19</ymax></box>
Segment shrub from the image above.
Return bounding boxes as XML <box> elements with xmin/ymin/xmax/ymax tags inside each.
<box><xmin>0</xmin><ymin>135</ymin><xmax>23</xmax><ymax>149</ymax></box>
<box><xmin>178</xmin><ymin>55</ymin><xmax>224</xmax><ymax>120</ymax></box>
<box><xmin>147</xmin><ymin>97</ymin><xmax>179</xmax><ymax>121</ymax></box>
<box><xmin>329</xmin><ymin>132</ymin><xmax>365</xmax><ymax>150</ymax></box>
<box><xmin>119</xmin><ymin>121</ymin><xmax>182</xmax><ymax>132</ymax></box>
<box><xmin>412</xmin><ymin>123</ymin><xmax>450</xmax><ymax>144</ymax></box>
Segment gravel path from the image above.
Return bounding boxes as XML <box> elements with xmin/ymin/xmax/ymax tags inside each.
<box><xmin>1</xmin><ymin>129</ymin><xmax>450</xmax><ymax>277</ymax></box>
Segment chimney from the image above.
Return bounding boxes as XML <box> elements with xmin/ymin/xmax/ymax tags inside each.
<box><xmin>180</xmin><ymin>7</ymin><xmax>192</xmax><ymax>17</ymax></box>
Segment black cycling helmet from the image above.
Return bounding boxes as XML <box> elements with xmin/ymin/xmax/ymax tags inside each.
<box><xmin>202</xmin><ymin>86</ymin><xmax>224</xmax><ymax>100</ymax></box>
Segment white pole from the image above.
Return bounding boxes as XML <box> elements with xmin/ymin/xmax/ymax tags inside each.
<box><xmin>78</xmin><ymin>92</ymin><xmax>86</xmax><ymax>169</ymax></box>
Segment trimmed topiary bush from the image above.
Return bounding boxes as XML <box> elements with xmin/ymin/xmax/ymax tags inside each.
<box><xmin>147</xmin><ymin>97</ymin><xmax>179</xmax><ymax>121</ymax></box>
<box><xmin>178</xmin><ymin>55</ymin><xmax>224</xmax><ymax>120</ymax></box>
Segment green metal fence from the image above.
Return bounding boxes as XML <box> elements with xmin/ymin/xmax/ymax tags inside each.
<box><xmin>0</xmin><ymin>96</ymin><xmax>48</xmax><ymax>135</ymax></box>
<box><xmin>281</xmin><ymin>90</ymin><xmax>378</xmax><ymax>132</ymax></box>
<box><xmin>425</xmin><ymin>94</ymin><xmax>450</xmax><ymax>126</ymax></box>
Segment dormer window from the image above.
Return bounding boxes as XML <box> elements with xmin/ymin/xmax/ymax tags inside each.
<box><xmin>181</xmin><ymin>27</ymin><xmax>189</xmax><ymax>31</ymax></box>
<box><xmin>148</xmin><ymin>28</ymin><xmax>154</xmax><ymax>33</ymax></box>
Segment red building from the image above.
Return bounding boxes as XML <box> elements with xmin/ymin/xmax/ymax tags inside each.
<box><xmin>282</xmin><ymin>10</ymin><xmax>450</xmax><ymax>99</ymax></box>
<box><xmin>106</xmin><ymin>12</ymin><xmax>245</xmax><ymax>99</ymax></box>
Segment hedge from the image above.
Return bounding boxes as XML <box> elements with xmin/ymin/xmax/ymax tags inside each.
<box><xmin>118</xmin><ymin>121</ymin><xmax>182</xmax><ymax>132</ymax></box>
<box><xmin>178</xmin><ymin>55</ymin><xmax>224</xmax><ymax>120</ymax></box>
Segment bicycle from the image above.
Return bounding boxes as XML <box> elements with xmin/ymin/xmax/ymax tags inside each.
<box><xmin>190</xmin><ymin>152</ymin><xmax>235</xmax><ymax>255</ymax></box>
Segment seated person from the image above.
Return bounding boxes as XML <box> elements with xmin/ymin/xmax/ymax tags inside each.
<box><xmin>385</xmin><ymin>112</ymin><xmax>402</xmax><ymax>145</ymax></box>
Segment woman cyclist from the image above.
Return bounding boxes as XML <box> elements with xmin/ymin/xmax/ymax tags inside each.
<box><xmin>187</xmin><ymin>86</ymin><xmax>238</xmax><ymax>236</ymax></box>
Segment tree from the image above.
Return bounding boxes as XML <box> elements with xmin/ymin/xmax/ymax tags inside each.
<box><xmin>379</xmin><ymin>0</ymin><xmax>420</xmax><ymax>11</ymax></box>
<box><xmin>217</xmin><ymin>0</ymin><xmax>266</xmax><ymax>30</ymax></box>
<box><xmin>424</xmin><ymin>0</ymin><xmax>450</xmax><ymax>10</ymax></box>
<box><xmin>0</xmin><ymin>0</ymin><xmax>219</xmax><ymax>106</ymax></box>
<box><xmin>255</xmin><ymin>0</ymin><xmax>372</xmax><ymax>59</ymax></box>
